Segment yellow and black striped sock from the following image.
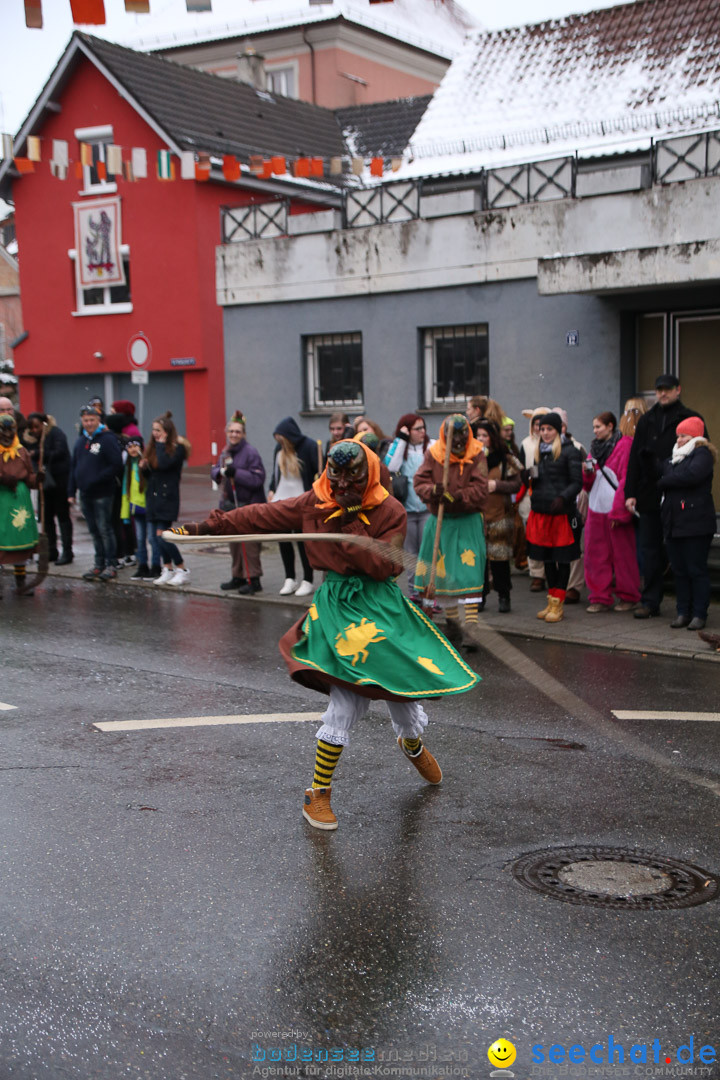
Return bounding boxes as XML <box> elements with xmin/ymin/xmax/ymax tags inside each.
<box><xmin>465</xmin><ymin>602</ymin><xmax>479</xmax><ymax>624</ymax></box>
<box><xmin>312</xmin><ymin>740</ymin><xmax>343</xmax><ymax>789</ymax></box>
<box><xmin>445</xmin><ymin>604</ymin><xmax>459</xmax><ymax>621</ymax></box>
<box><xmin>13</xmin><ymin>566</ymin><xmax>26</xmax><ymax>584</ymax></box>
<box><xmin>402</xmin><ymin>736</ymin><xmax>422</xmax><ymax>757</ymax></box>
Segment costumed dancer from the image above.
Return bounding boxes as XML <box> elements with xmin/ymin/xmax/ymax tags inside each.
<box><xmin>412</xmin><ymin>415</ymin><xmax>489</xmax><ymax>644</ymax></box>
<box><xmin>0</xmin><ymin>412</ymin><xmax>39</xmax><ymax>596</ymax></box>
<box><xmin>172</xmin><ymin>440</ymin><xmax>480</xmax><ymax>831</ymax></box>
<box><xmin>525</xmin><ymin>412</ymin><xmax>583</xmax><ymax>623</ymax></box>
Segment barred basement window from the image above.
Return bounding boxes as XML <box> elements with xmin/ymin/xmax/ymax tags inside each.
<box><xmin>305</xmin><ymin>333</ymin><xmax>363</xmax><ymax>410</ymax></box>
<box><xmin>423</xmin><ymin>324</ymin><xmax>489</xmax><ymax>406</ymax></box>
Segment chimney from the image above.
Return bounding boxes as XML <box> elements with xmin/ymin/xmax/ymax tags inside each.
<box><xmin>237</xmin><ymin>46</ymin><xmax>266</xmax><ymax>91</ymax></box>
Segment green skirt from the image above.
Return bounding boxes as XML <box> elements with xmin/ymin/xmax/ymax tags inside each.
<box><xmin>414</xmin><ymin>513</ymin><xmax>486</xmax><ymax>598</ymax></box>
<box><xmin>0</xmin><ymin>481</ymin><xmax>38</xmax><ymax>553</ymax></box>
<box><xmin>290</xmin><ymin>571</ymin><xmax>480</xmax><ymax>699</ymax></box>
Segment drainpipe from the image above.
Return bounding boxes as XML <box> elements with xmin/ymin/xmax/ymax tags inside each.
<box><xmin>302</xmin><ymin>27</ymin><xmax>316</xmax><ymax>105</ymax></box>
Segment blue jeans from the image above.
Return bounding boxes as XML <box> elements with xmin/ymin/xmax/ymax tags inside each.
<box><xmin>132</xmin><ymin>514</ymin><xmax>149</xmax><ymax>567</ymax></box>
<box><xmin>80</xmin><ymin>493</ymin><xmax>116</xmax><ymax>569</ymax></box>
<box><xmin>665</xmin><ymin>534</ymin><xmax>713</xmax><ymax>619</ymax></box>
<box><xmin>147</xmin><ymin>519</ymin><xmax>182</xmax><ymax>568</ymax></box>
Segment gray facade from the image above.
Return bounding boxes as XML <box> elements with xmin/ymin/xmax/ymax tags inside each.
<box><xmin>224</xmin><ymin>279</ymin><xmax>620</xmax><ymax>471</ymax></box>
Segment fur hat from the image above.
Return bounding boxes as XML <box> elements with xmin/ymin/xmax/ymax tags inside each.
<box><xmin>676</xmin><ymin>416</ymin><xmax>704</xmax><ymax>439</ymax></box>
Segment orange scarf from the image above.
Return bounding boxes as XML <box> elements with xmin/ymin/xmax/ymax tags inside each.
<box><xmin>313</xmin><ymin>438</ymin><xmax>388</xmax><ymax>523</ymax></box>
<box><xmin>0</xmin><ymin>434</ymin><xmax>21</xmax><ymax>463</ymax></box>
<box><xmin>429</xmin><ymin>417</ymin><xmax>483</xmax><ymax>475</ymax></box>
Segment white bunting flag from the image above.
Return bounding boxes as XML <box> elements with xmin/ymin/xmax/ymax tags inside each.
<box><xmin>1</xmin><ymin>134</ymin><xmax>14</xmax><ymax>160</ymax></box>
<box><xmin>131</xmin><ymin>147</ymin><xmax>147</xmax><ymax>178</ymax></box>
<box><xmin>52</xmin><ymin>139</ymin><xmax>69</xmax><ymax>167</ymax></box>
<box><xmin>106</xmin><ymin>144</ymin><xmax>123</xmax><ymax>176</ymax></box>
<box><xmin>179</xmin><ymin>151</ymin><xmax>195</xmax><ymax>179</ymax></box>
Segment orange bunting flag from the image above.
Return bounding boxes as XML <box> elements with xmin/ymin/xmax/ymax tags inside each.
<box><xmin>74</xmin><ymin>160</ymin><xmax>84</xmax><ymax>180</ymax></box>
<box><xmin>310</xmin><ymin>157</ymin><xmax>324</xmax><ymax>177</ymax></box>
<box><xmin>261</xmin><ymin>160</ymin><xmax>273</xmax><ymax>178</ymax></box>
<box><xmin>124</xmin><ymin>0</ymin><xmax>150</xmax><ymax>10</ymax></box>
<box><xmin>24</xmin><ymin>0</ymin><xmax>43</xmax><ymax>28</ymax></box>
<box><xmin>222</xmin><ymin>155</ymin><xmax>240</xmax><ymax>181</ymax></box>
<box><xmin>293</xmin><ymin>157</ymin><xmax>310</xmax><ymax>178</ymax></box>
<box><xmin>14</xmin><ymin>158</ymin><xmax>35</xmax><ymax>174</ymax></box>
<box><xmin>370</xmin><ymin>156</ymin><xmax>384</xmax><ymax>177</ymax></box>
<box><xmin>96</xmin><ymin>160</ymin><xmax>107</xmax><ymax>181</ymax></box>
<box><xmin>70</xmin><ymin>0</ymin><xmax>106</xmax><ymax>24</ymax></box>
<box><xmin>195</xmin><ymin>162</ymin><xmax>211</xmax><ymax>181</ymax></box>
<box><xmin>271</xmin><ymin>156</ymin><xmax>286</xmax><ymax>175</ymax></box>
<box><xmin>123</xmin><ymin>160</ymin><xmax>135</xmax><ymax>182</ymax></box>
<box><xmin>80</xmin><ymin>142</ymin><xmax>93</xmax><ymax>167</ymax></box>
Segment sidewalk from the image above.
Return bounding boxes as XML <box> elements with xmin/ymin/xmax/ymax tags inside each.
<box><xmin>42</xmin><ymin>471</ymin><xmax>719</xmax><ymax>665</ymax></box>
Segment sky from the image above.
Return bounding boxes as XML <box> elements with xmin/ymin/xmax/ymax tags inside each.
<box><xmin>0</xmin><ymin>0</ymin><xmax>628</xmax><ymax>137</ymax></box>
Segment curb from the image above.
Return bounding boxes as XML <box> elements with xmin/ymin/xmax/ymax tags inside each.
<box><xmin>43</xmin><ymin>566</ymin><xmax>720</xmax><ymax>664</ymax></box>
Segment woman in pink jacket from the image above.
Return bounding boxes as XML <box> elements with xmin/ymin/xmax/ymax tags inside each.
<box><xmin>582</xmin><ymin>410</ymin><xmax>641</xmax><ymax>613</ymax></box>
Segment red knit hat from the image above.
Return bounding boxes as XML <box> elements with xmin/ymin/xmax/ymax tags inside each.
<box><xmin>112</xmin><ymin>399</ymin><xmax>135</xmax><ymax>416</ymax></box>
<box><xmin>676</xmin><ymin>417</ymin><xmax>704</xmax><ymax>439</ymax></box>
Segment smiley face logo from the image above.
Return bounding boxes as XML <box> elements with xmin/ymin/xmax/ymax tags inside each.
<box><xmin>488</xmin><ymin>1039</ymin><xmax>516</xmax><ymax>1069</ymax></box>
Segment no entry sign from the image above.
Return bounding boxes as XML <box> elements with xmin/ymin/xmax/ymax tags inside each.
<box><xmin>127</xmin><ymin>332</ymin><xmax>152</xmax><ymax>369</ymax></box>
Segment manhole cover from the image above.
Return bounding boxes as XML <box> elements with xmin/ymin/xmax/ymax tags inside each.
<box><xmin>511</xmin><ymin>847</ymin><xmax>718</xmax><ymax>909</ymax></box>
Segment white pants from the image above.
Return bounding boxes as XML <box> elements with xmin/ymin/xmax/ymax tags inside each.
<box><xmin>316</xmin><ymin>685</ymin><xmax>429</xmax><ymax>747</ymax></box>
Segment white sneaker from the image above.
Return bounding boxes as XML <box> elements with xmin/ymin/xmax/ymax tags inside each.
<box><xmin>154</xmin><ymin>566</ymin><xmax>175</xmax><ymax>585</ymax></box>
<box><xmin>295</xmin><ymin>580</ymin><xmax>315</xmax><ymax>597</ymax></box>
<box><xmin>167</xmin><ymin>567</ymin><xmax>190</xmax><ymax>586</ymax></box>
<box><xmin>279</xmin><ymin>577</ymin><xmax>298</xmax><ymax>595</ymax></box>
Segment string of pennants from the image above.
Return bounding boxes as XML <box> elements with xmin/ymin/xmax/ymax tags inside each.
<box><xmin>24</xmin><ymin>0</ymin><xmax>216</xmax><ymax>30</ymax></box>
<box><xmin>24</xmin><ymin>0</ymin><xmax>395</xmax><ymax>30</ymax></box>
<box><xmin>0</xmin><ymin>136</ymin><xmax>403</xmax><ymax>180</ymax></box>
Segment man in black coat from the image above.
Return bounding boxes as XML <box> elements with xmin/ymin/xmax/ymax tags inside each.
<box><xmin>625</xmin><ymin>373</ymin><xmax>707</xmax><ymax>618</ymax></box>
<box><xmin>68</xmin><ymin>405</ymin><xmax>123</xmax><ymax>581</ymax></box>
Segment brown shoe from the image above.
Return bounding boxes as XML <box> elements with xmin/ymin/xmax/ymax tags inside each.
<box><xmin>565</xmin><ymin>588</ymin><xmax>580</xmax><ymax>604</ymax></box>
<box><xmin>397</xmin><ymin>737</ymin><xmax>442</xmax><ymax>785</ymax></box>
<box><xmin>614</xmin><ymin>600</ymin><xmax>636</xmax><ymax>612</ymax></box>
<box><xmin>302</xmin><ymin>787</ymin><xmax>338</xmax><ymax>830</ymax></box>
<box><xmin>530</xmin><ymin>578</ymin><xmax>546</xmax><ymax>592</ymax></box>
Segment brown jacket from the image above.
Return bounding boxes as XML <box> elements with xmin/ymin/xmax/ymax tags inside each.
<box><xmin>188</xmin><ymin>490</ymin><xmax>408</xmax><ymax>700</ymax></box>
<box><xmin>484</xmin><ymin>454</ymin><xmax>522</xmax><ymax>525</ymax></box>
<box><xmin>413</xmin><ymin>450</ymin><xmax>488</xmax><ymax>515</ymax></box>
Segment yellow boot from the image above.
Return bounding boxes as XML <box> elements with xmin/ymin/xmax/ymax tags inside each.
<box><xmin>544</xmin><ymin>595</ymin><xmax>565</xmax><ymax>623</ymax></box>
<box><xmin>537</xmin><ymin>594</ymin><xmax>552</xmax><ymax>619</ymax></box>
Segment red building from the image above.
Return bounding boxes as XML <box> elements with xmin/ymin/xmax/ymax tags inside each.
<box><xmin>0</xmin><ymin>34</ymin><xmax>344</xmax><ymax>461</ymax></box>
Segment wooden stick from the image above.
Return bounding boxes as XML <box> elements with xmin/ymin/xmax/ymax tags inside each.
<box><xmin>162</xmin><ymin>530</ymin><xmax>414</xmax><ymax>573</ymax></box>
<box><xmin>425</xmin><ymin>419</ymin><xmax>453</xmax><ymax>601</ymax></box>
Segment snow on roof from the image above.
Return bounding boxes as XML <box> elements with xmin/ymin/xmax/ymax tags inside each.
<box><xmin>131</xmin><ymin>0</ymin><xmax>478</xmax><ymax>62</ymax></box>
<box><xmin>402</xmin><ymin>0</ymin><xmax>720</xmax><ymax>175</ymax></box>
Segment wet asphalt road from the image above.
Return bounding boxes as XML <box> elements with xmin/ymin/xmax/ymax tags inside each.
<box><xmin>1</xmin><ymin>578</ymin><xmax>719</xmax><ymax>1080</ymax></box>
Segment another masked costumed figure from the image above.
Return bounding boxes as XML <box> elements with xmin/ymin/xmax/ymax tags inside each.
<box><xmin>0</xmin><ymin>412</ymin><xmax>39</xmax><ymax>595</ymax></box>
<box><xmin>413</xmin><ymin>416</ymin><xmax>489</xmax><ymax>642</ymax></box>
<box><xmin>176</xmin><ymin>440</ymin><xmax>479</xmax><ymax>830</ymax></box>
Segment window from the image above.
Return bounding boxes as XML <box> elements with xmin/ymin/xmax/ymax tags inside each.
<box><xmin>422</xmin><ymin>324</ymin><xmax>489</xmax><ymax>406</ymax></box>
<box><xmin>74</xmin><ymin>125</ymin><xmax>117</xmax><ymax>195</ymax></box>
<box><xmin>305</xmin><ymin>333</ymin><xmax>363</xmax><ymax>410</ymax></box>
<box><xmin>70</xmin><ymin>247</ymin><xmax>132</xmax><ymax>316</ymax></box>
<box><xmin>265</xmin><ymin>65</ymin><xmax>297</xmax><ymax>98</ymax></box>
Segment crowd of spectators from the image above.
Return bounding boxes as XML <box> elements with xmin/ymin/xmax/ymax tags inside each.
<box><xmin>0</xmin><ymin>375</ymin><xmax>715</xmax><ymax>630</ymax></box>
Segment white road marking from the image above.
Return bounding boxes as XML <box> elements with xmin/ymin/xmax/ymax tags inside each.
<box><xmin>0</xmin><ymin>702</ymin><xmax>18</xmax><ymax>711</ymax></box>
<box><xmin>612</xmin><ymin>710</ymin><xmax>720</xmax><ymax>723</ymax></box>
<box><xmin>94</xmin><ymin>712</ymin><xmax>324</xmax><ymax>733</ymax></box>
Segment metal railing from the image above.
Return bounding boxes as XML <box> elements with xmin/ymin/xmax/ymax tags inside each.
<box><xmin>220</xmin><ymin>129</ymin><xmax>720</xmax><ymax>241</ymax></box>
